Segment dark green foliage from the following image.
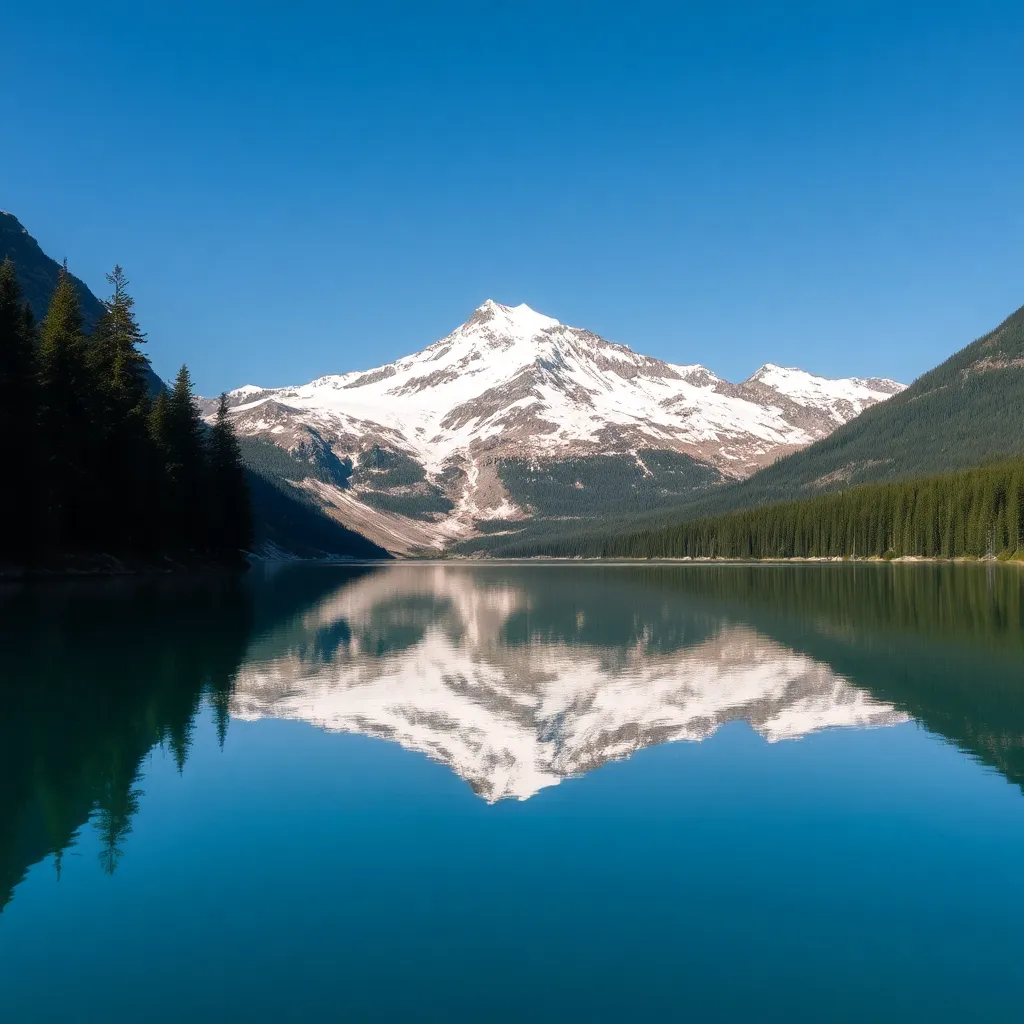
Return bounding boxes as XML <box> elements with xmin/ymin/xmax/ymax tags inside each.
<box><xmin>241</xmin><ymin>434</ymin><xmax>326</xmax><ymax>481</ymax></box>
<box><xmin>498</xmin><ymin>450</ymin><xmax>722</xmax><ymax>519</ymax></box>
<box><xmin>0</xmin><ymin>211</ymin><xmax>162</xmax><ymax>394</ymax></box>
<box><xmin>246</xmin><ymin>474</ymin><xmax>390</xmax><ymax>559</ymax></box>
<box><xmin>37</xmin><ymin>264</ymin><xmax>93</xmax><ymax>548</ymax></box>
<box><xmin>0</xmin><ymin>257</ymin><xmax>254</xmax><ymax>565</ymax></box>
<box><xmin>351</xmin><ymin>445</ymin><xmax>454</xmax><ymax>521</ymax></box>
<box><xmin>524</xmin><ymin>459</ymin><xmax>1024</xmax><ymax>560</ymax></box>
<box><xmin>3</xmin><ymin>561</ymin><xmax>1023</xmax><ymax>913</ymax></box>
<box><xmin>86</xmin><ymin>266</ymin><xmax>155</xmax><ymax>549</ymax></box>
<box><xmin>355</xmin><ymin>445</ymin><xmax>428</xmax><ymax>487</ymax></box>
<box><xmin>0</xmin><ymin>214</ymin><xmax>105</xmax><ymax>327</ymax></box>
<box><xmin>448</xmin><ymin>451</ymin><xmax>723</xmax><ymax>555</ymax></box>
<box><xmin>480</xmin><ymin>301</ymin><xmax>1024</xmax><ymax>557</ymax></box>
<box><xmin>358</xmin><ymin>444</ymin><xmax>419</xmax><ymax>474</ymax></box>
<box><xmin>87</xmin><ymin>265</ymin><xmax>150</xmax><ymax>411</ymax></box>
<box><xmin>0</xmin><ymin>566</ymin><xmax>375</xmax><ymax>907</ymax></box>
<box><xmin>663</xmin><ymin>300</ymin><xmax>1024</xmax><ymax>520</ymax></box>
<box><xmin>152</xmin><ymin>365</ymin><xmax>208</xmax><ymax>547</ymax></box>
<box><xmin>207</xmin><ymin>394</ymin><xmax>254</xmax><ymax>553</ymax></box>
<box><xmin>291</xmin><ymin>436</ymin><xmax>353</xmax><ymax>488</ymax></box>
<box><xmin>0</xmin><ymin>259</ymin><xmax>39</xmax><ymax>556</ymax></box>
<box><xmin>240</xmin><ymin>437</ymin><xmax>390</xmax><ymax>559</ymax></box>
<box><xmin>646</xmin><ymin>563</ymin><xmax>1024</xmax><ymax>786</ymax></box>
<box><xmin>359</xmin><ymin>489</ymin><xmax>455</xmax><ymax>519</ymax></box>
<box><xmin>466</xmin><ymin>518</ymin><xmax>523</xmax><ymax>535</ymax></box>
<box><xmin>241</xmin><ymin>434</ymin><xmax>352</xmax><ymax>490</ymax></box>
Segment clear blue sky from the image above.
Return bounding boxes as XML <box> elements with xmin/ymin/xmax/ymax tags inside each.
<box><xmin>5</xmin><ymin>1</ymin><xmax>1023</xmax><ymax>393</ymax></box>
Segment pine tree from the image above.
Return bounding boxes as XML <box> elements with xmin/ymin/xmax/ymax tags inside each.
<box><xmin>147</xmin><ymin>389</ymin><xmax>173</xmax><ymax>548</ymax></box>
<box><xmin>88</xmin><ymin>265</ymin><xmax>150</xmax><ymax>413</ymax></box>
<box><xmin>149</xmin><ymin>388</ymin><xmax>170</xmax><ymax>448</ymax></box>
<box><xmin>87</xmin><ymin>266</ymin><xmax>155</xmax><ymax>550</ymax></box>
<box><xmin>163</xmin><ymin>364</ymin><xmax>206</xmax><ymax>548</ymax></box>
<box><xmin>1</xmin><ymin>254</ymin><xmax>256</xmax><ymax>568</ymax></box>
<box><xmin>37</xmin><ymin>262</ymin><xmax>93</xmax><ymax>549</ymax></box>
<box><xmin>206</xmin><ymin>393</ymin><xmax>253</xmax><ymax>556</ymax></box>
<box><xmin>0</xmin><ymin>259</ymin><xmax>39</xmax><ymax>559</ymax></box>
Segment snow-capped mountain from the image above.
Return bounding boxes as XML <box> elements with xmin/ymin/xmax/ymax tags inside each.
<box><xmin>209</xmin><ymin>300</ymin><xmax>903</xmax><ymax>552</ymax></box>
<box><xmin>232</xmin><ymin>565</ymin><xmax>907</xmax><ymax>801</ymax></box>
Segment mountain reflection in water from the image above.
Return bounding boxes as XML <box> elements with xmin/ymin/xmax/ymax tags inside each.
<box><xmin>1</xmin><ymin>561</ymin><xmax>1023</xmax><ymax>910</ymax></box>
<box><xmin>233</xmin><ymin>566</ymin><xmax>907</xmax><ymax>801</ymax></box>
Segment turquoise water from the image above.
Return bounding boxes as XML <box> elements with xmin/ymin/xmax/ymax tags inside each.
<box><xmin>2</xmin><ymin>563</ymin><xmax>1023</xmax><ymax>1021</ymax></box>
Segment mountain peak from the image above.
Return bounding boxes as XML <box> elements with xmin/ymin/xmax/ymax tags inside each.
<box><xmin>206</xmin><ymin>297</ymin><xmax>904</xmax><ymax>551</ymax></box>
<box><xmin>470</xmin><ymin>299</ymin><xmax>560</xmax><ymax>336</ymax></box>
<box><xmin>0</xmin><ymin>211</ymin><xmax>30</xmax><ymax>237</ymax></box>
<box><xmin>748</xmin><ymin>362</ymin><xmax>789</xmax><ymax>379</ymax></box>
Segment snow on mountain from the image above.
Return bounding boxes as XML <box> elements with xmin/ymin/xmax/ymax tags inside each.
<box><xmin>745</xmin><ymin>362</ymin><xmax>904</xmax><ymax>417</ymax></box>
<box><xmin>210</xmin><ymin>300</ymin><xmax>904</xmax><ymax>551</ymax></box>
<box><xmin>231</xmin><ymin>565</ymin><xmax>907</xmax><ymax>801</ymax></box>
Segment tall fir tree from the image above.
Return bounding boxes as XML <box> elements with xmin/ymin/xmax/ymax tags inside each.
<box><xmin>0</xmin><ymin>259</ymin><xmax>39</xmax><ymax>559</ymax></box>
<box><xmin>1</xmin><ymin>254</ymin><xmax>256</xmax><ymax>568</ymax></box>
<box><xmin>148</xmin><ymin>389</ymin><xmax>174</xmax><ymax>548</ymax></box>
<box><xmin>37</xmin><ymin>262</ymin><xmax>94</xmax><ymax>549</ymax></box>
<box><xmin>206</xmin><ymin>393</ymin><xmax>253</xmax><ymax>555</ymax></box>
<box><xmin>88</xmin><ymin>266</ymin><xmax>156</xmax><ymax>550</ymax></box>
<box><xmin>163</xmin><ymin>364</ymin><xmax>206</xmax><ymax>548</ymax></box>
<box><xmin>88</xmin><ymin>265</ymin><xmax>150</xmax><ymax>414</ymax></box>
<box><xmin>149</xmin><ymin>388</ymin><xmax>171</xmax><ymax>448</ymax></box>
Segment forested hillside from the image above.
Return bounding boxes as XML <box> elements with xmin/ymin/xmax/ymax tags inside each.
<box><xmin>506</xmin><ymin>459</ymin><xmax>1024</xmax><ymax>561</ymax></box>
<box><xmin>0</xmin><ymin>257</ymin><xmax>252</xmax><ymax>568</ymax></box>
<box><xmin>1</xmin><ymin>211</ymin><xmax>163</xmax><ymax>395</ymax></box>
<box><xmin>241</xmin><ymin>438</ymin><xmax>390</xmax><ymax>559</ymax></box>
<box><xmin>463</xmin><ymin>299</ymin><xmax>1024</xmax><ymax>557</ymax></box>
<box><xmin>679</xmin><ymin>299</ymin><xmax>1024</xmax><ymax>514</ymax></box>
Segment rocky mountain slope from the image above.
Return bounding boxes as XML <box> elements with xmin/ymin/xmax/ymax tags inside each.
<box><xmin>597</xmin><ymin>297</ymin><xmax>1024</xmax><ymax>528</ymax></box>
<box><xmin>209</xmin><ymin>300</ymin><xmax>902</xmax><ymax>553</ymax></box>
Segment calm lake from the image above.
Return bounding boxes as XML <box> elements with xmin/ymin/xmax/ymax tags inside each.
<box><xmin>2</xmin><ymin>562</ymin><xmax>1023</xmax><ymax>1021</ymax></box>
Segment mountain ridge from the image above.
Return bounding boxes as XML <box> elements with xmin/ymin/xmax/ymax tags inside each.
<box><xmin>206</xmin><ymin>299</ymin><xmax>903</xmax><ymax>554</ymax></box>
<box><xmin>661</xmin><ymin>298</ymin><xmax>1024</xmax><ymax>517</ymax></box>
<box><xmin>0</xmin><ymin>211</ymin><xmax>163</xmax><ymax>395</ymax></box>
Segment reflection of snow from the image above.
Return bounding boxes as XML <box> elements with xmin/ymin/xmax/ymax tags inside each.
<box><xmin>233</xmin><ymin>567</ymin><xmax>907</xmax><ymax>802</ymax></box>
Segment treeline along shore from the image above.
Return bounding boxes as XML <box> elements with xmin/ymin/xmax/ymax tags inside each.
<box><xmin>0</xmin><ymin>257</ymin><xmax>252</xmax><ymax>572</ymax></box>
<box><xmin>505</xmin><ymin>459</ymin><xmax>1024</xmax><ymax>561</ymax></box>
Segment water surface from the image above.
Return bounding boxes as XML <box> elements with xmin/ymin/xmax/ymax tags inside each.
<box><xmin>2</xmin><ymin>563</ymin><xmax>1023</xmax><ymax>1021</ymax></box>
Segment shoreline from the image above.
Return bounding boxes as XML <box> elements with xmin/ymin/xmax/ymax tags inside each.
<box><xmin>430</xmin><ymin>554</ymin><xmax>1024</xmax><ymax>566</ymax></box>
<box><xmin>0</xmin><ymin>552</ymin><xmax>251</xmax><ymax>582</ymax></box>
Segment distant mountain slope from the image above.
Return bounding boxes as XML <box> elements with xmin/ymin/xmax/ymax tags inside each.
<box><xmin>0</xmin><ymin>211</ymin><xmax>163</xmax><ymax>394</ymax></box>
<box><xmin>456</xmin><ymin>299</ymin><xmax>1024</xmax><ymax>556</ymax></box>
<box><xmin>689</xmin><ymin>300</ymin><xmax>1024</xmax><ymax>513</ymax></box>
<box><xmin>241</xmin><ymin>438</ymin><xmax>391</xmax><ymax>560</ymax></box>
<box><xmin>0</xmin><ymin>211</ymin><xmax>105</xmax><ymax>326</ymax></box>
<box><xmin>207</xmin><ymin>299</ymin><xmax>902</xmax><ymax>552</ymax></box>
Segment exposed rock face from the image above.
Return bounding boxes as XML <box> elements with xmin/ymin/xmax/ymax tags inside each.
<box><xmin>203</xmin><ymin>300</ymin><xmax>903</xmax><ymax>552</ymax></box>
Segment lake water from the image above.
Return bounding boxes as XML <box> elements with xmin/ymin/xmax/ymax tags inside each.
<box><xmin>2</xmin><ymin>562</ymin><xmax>1023</xmax><ymax>1021</ymax></box>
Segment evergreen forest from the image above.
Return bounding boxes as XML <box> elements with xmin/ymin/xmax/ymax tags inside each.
<box><xmin>0</xmin><ymin>257</ymin><xmax>252</xmax><ymax>567</ymax></box>
<box><xmin>509</xmin><ymin>459</ymin><xmax>1024</xmax><ymax>561</ymax></box>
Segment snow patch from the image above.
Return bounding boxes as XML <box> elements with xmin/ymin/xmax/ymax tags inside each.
<box><xmin>208</xmin><ymin>300</ymin><xmax>905</xmax><ymax>539</ymax></box>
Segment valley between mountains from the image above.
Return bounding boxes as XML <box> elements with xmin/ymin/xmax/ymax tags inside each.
<box><xmin>203</xmin><ymin>299</ymin><xmax>903</xmax><ymax>555</ymax></box>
